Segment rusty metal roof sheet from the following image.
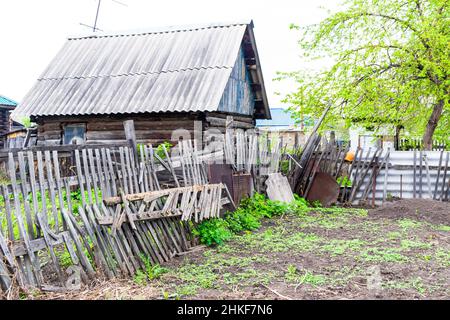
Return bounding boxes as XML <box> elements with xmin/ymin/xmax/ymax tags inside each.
<box><xmin>13</xmin><ymin>21</ymin><xmax>270</xmax><ymax>119</ymax></box>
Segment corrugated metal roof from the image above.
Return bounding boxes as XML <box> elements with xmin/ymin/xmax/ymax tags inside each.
<box><xmin>14</xmin><ymin>21</ymin><xmax>262</xmax><ymax>118</ymax></box>
<box><xmin>0</xmin><ymin>95</ymin><xmax>17</xmax><ymax>107</ymax></box>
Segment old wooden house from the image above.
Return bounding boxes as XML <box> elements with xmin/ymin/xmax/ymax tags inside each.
<box><xmin>0</xmin><ymin>95</ymin><xmax>18</xmax><ymax>134</ymax></box>
<box><xmin>12</xmin><ymin>21</ymin><xmax>270</xmax><ymax>146</ymax></box>
<box><xmin>0</xmin><ymin>95</ymin><xmax>24</xmax><ymax>148</ymax></box>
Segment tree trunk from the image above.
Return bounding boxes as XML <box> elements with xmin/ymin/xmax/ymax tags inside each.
<box><xmin>394</xmin><ymin>125</ymin><xmax>401</xmax><ymax>150</ymax></box>
<box><xmin>422</xmin><ymin>99</ymin><xmax>444</xmax><ymax>150</ymax></box>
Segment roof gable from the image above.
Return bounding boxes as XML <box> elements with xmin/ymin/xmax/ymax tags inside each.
<box><xmin>14</xmin><ymin>21</ymin><xmax>270</xmax><ymax>120</ymax></box>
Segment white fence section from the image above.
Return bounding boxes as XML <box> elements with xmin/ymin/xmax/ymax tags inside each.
<box><xmin>353</xmin><ymin>150</ymin><xmax>450</xmax><ymax>205</ymax></box>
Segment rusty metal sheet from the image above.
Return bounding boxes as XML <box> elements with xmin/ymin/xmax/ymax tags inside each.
<box><xmin>306</xmin><ymin>172</ymin><xmax>339</xmax><ymax>207</ymax></box>
<box><xmin>232</xmin><ymin>172</ymin><xmax>253</xmax><ymax>205</ymax></box>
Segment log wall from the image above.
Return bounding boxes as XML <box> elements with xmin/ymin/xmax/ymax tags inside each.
<box><xmin>35</xmin><ymin>112</ymin><xmax>256</xmax><ymax>146</ymax></box>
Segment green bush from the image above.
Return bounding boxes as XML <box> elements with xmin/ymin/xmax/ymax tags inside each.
<box><xmin>239</xmin><ymin>193</ymin><xmax>289</xmax><ymax>219</ymax></box>
<box><xmin>225</xmin><ymin>208</ymin><xmax>261</xmax><ymax>233</ymax></box>
<box><xmin>192</xmin><ymin>218</ymin><xmax>233</xmax><ymax>246</ymax></box>
<box><xmin>193</xmin><ymin>193</ymin><xmax>311</xmax><ymax>246</ymax></box>
<box><xmin>290</xmin><ymin>195</ymin><xmax>310</xmax><ymax>212</ymax></box>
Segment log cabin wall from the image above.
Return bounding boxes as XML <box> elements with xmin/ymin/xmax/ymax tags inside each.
<box><xmin>0</xmin><ymin>109</ymin><xmax>9</xmax><ymax>135</ymax></box>
<box><xmin>204</xmin><ymin>112</ymin><xmax>255</xmax><ymax>133</ymax></box>
<box><xmin>35</xmin><ymin>111</ymin><xmax>256</xmax><ymax>147</ymax></box>
<box><xmin>35</xmin><ymin>113</ymin><xmax>204</xmax><ymax>146</ymax></box>
<box><xmin>0</xmin><ymin>108</ymin><xmax>12</xmax><ymax>149</ymax></box>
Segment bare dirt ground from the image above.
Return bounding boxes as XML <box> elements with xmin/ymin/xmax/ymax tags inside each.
<box><xmin>35</xmin><ymin>199</ymin><xmax>449</xmax><ymax>300</ymax></box>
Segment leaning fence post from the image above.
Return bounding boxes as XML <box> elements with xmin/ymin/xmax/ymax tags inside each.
<box><xmin>123</xmin><ymin>120</ymin><xmax>138</xmax><ymax>165</ymax></box>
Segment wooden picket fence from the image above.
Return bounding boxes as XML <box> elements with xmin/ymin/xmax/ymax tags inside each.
<box><xmin>0</xmin><ymin>125</ymin><xmax>287</xmax><ymax>297</ymax></box>
<box><xmin>0</xmin><ymin>143</ymin><xmax>234</xmax><ymax>296</ymax></box>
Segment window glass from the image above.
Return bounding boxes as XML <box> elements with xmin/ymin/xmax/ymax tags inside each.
<box><xmin>64</xmin><ymin>124</ymin><xmax>86</xmax><ymax>145</ymax></box>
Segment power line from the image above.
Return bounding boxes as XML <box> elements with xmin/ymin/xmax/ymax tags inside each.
<box><xmin>79</xmin><ymin>0</ymin><xmax>128</xmax><ymax>33</ymax></box>
<box><xmin>93</xmin><ymin>0</ymin><xmax>102</xmax><ymax>32</ymax></box>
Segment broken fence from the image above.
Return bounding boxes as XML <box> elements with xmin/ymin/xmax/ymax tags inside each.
<box><xmin>0</xmin><ymin>144</ymin><xmax>235</xmax><ymax>295</ymax></box>
<box><xmin>0</xmin><ymin>132</ymin><xmax>284</xmax><ymax>296</ymax></box>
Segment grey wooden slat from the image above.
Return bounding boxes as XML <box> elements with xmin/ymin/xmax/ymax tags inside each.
<box><xmin>81</xmin><ymin>149</ymin><xmax>94</xmax><ymax>204</ymax></box>
<box><xmin>61</xmin><ymin>232</ymin><xmax>89</xmax><ymax>284</ymax></box>
<box><xmin>139</xmin><ymin>146</ymin><xmax>150</xmax><ymax>192</ymax></box>
<box><xmin>87</xmin><ymin>148</ymin><xmax>100</xmax><ymax>204</ymax></box>
<box><xmin>144</xmin><ymin>221</ymin><xmax>170</xmax><ymax>262</ymax></box>
<box><xmin>120</xmin><ymin>224</ymin><xmax>146</xmax><ymax>270</ymax></box>
<box><xmin>111</xmin><ymin>229</ymin><xmax>136</xmax><ymax>276</ymax></box>
<box><xmin>36</xmin><ymin>151</ymin><xmax>48</xmax><ymax>225</ymax></box>
<box><xmin>8</xmin><ymin>153</ymin><xmax>41</xmax><ymax>287</ymax></box>
<box><xmin>118</xmin><ymin>147</ymin><xmax>129</xmax><ymax>194</ymax></box>
<box><xmin>44</xmin><ymin>150</ymin><xmax>59</xmax><ymax>231</ymax></box>
<box><xmin>60</xmin><ymin>208</ymin><xmax>96</xmax><ymax>279</ymax></box>
<box><xmin>100</xmin><ymin>148</ymin><xmax>112</xmax><ymax>197</ymax></box>
<box><xmin>125</xmin><ymin>147</ymin><xmax>137</xmax><ymax>193</ymax></box>
<box><xmin>85</xmin><ymin>205</ymin><xmax>118</xmax><ymax>278</ymax></box>
<box><xmin>52</xmin><ymin>150</ymin><xmax>66</xmax><ymax>230</ymax></box>
<box><xmin>35</xmin><ymin>211</ymin><xmax>65</xmax><ymax>285</ymax></box>
<box><xmin>148</xmin><ymin>145</ymin><xmax>161</xmax><ymax>190</ymax></box>
<box><xmin>74</xmin><ymin>150</ymin><xmax>87</xmax><ymax>208</ymax></box>
<box><xmin>171</xmin><ymin>217</ymin><xmax>189</xmax><ymax>251</ymax></box>
<box><xmin>17</xmin><ymin>152</ymin><xmax>35</xmax><ymax>239</ymax></box>
<box><xmin>135</xmin><ymin>223</ymin><xmax>162</xmax><ymax>264</ymax></box>
<box><xmin>0</xmin><ymin>228</ymin><xmax>15</xmax><ymax>267</ymax></box>
<box><xmin>106</xmin><ymin>149</ymin><xmax>118</xmax><ymax>196</ymax></box>
<box><xmin>63</xmin><ymin>178</ymin><xmax>73</xmax><ymax>218</ymax></box>
<box><xmin>0</xmin><ymin>257</ymin><xmax>12</xmax><ymax>292</ymax></box>
<box><xmin>2</xmin><ymin>186</ymin><xmax>14</xmax><ymax>240</ymax></box>
<box><xmin>94</xmin><ymin>148</ymin><xmax>106</xmax><ymax>197</ymax></box>
<box><xmin>26</xmin><ymin>151</ymin><xmax>40</xmax><ymax>237</ymax></box>
<box><xmin>128</xmin><ymin>147</ymin><xmax>140</xmax><ymax>193</ymax></box>
<box><xmin>159</xmin><ymin>218</ymin><xmax>182</xmax><ymax>254</ymax></box>
<box><xmin>153</xmin><ymin>220</ymin><xmax>172</xmax><ymax>257</ymax></box>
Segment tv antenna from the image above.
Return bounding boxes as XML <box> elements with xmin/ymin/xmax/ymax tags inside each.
<box><xmin>80</xmin><ymin>0</ymin><xmax>128</xmax><ymax>32</ymax></box>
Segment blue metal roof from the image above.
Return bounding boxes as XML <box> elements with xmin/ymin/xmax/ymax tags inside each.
<box><xmin>256</xmin><ymin>108</ymin><xmax>296</xmax><ymax>127</ymax></box>
<box><xmin>0</xmin><ymin>95</ymin><xmax>17</xmax><ymax>107</ymax></box>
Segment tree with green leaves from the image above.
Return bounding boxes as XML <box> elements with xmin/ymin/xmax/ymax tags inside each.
<box><xmin>279</xmin><ymin>0</ymin><xmax>449</xmax><ymax>150</ymax></box>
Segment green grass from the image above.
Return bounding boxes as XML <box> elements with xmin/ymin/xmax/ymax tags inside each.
<box><xmin>360</xmin><ymin>247</ymin><xmax>409</xmax><ymax>263</ymax></box>
<box><xmin>284</xmin><ymin>265</ymin><xmax>327</xmax><ymax>286</ymax></box>
<box><xmin>383</xmin><ymin>277</ymin><xmax>427</xmax><ymax>295</ymax></box>
<box><xmin>398</xmin><ymin>218</ymin><xmax>422</xmax><ymax>231</ymax></box>
<box><xmin>400</xmin><ymin>239</ymin><xmax>432</xmax><ymax>250</ymax></box>
<box><xmin>321</xmin><ymin>239</ymin><xmax>367</xmax><ymax>256</ymax></box>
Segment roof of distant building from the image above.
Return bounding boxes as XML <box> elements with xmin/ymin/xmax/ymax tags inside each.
<box><xmin>0</xmin><ymin>95</ymin><xmax>17</xmax><ymax>107</ymax></box>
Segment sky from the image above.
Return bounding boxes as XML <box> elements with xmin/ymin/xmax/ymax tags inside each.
<box><xmin>0</xmin><ymin>0</ymin><xmax>341</xmax><ymax>107</ymax></box>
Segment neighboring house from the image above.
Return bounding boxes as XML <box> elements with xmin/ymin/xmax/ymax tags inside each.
<box><xmin>349</xmin><ymin>125</ymin><xmax>395</xmax><ymax>152</ymax></box>
<box><xmin>12</xmin><ymin>21</ymin><xmax>270</xmax><ymax>146</ymax></box>
<box><xmin>256</xmin><ymin>108</ymin><xmax>312</xmax><ymax>148</ymax></box>
<box><xmin>0</xmin><ymin>95</ymin><xmax>24</xmax><ymax>148</ymax></box>
<box><xmin>0</xmin><ymin>95</ymin><xmax>17</xmax><ymax>134</ymax></box>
